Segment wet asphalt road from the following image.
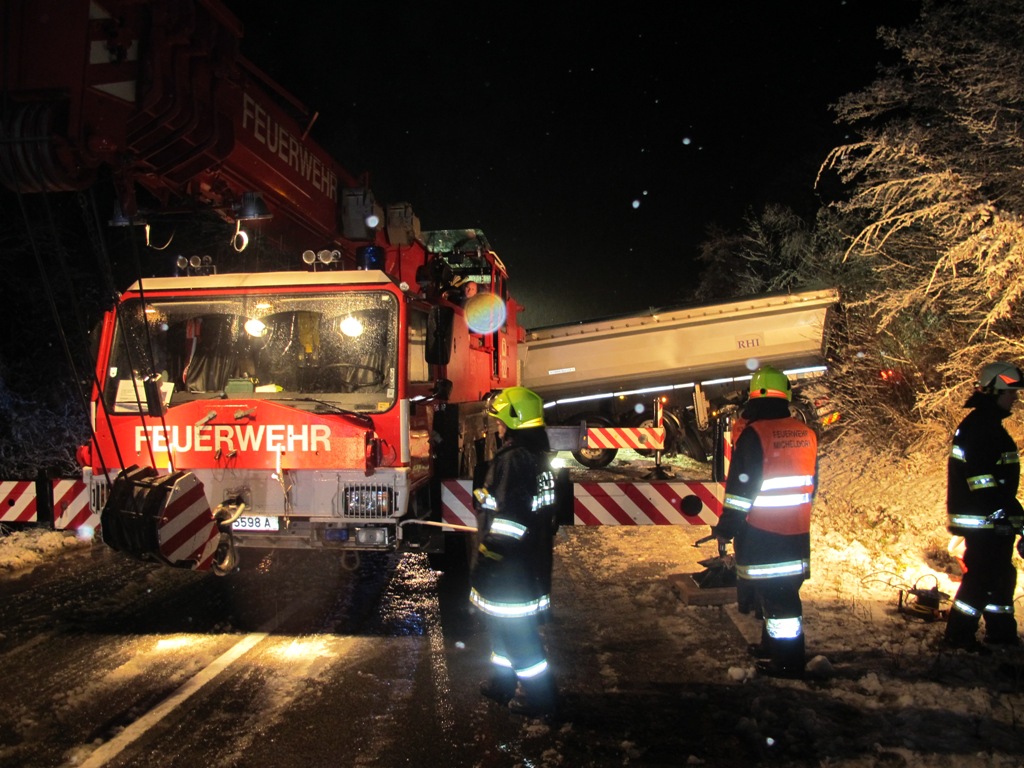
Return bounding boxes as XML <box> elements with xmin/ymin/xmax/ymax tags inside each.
<box><xmin>0</xmin><ymin>528</ymin><xmax>763</xmax><ymax>768</ymax></box>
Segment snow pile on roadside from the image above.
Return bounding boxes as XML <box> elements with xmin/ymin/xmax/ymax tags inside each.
<box><xmin>0</xmin><ymin>526</ymin><xmax>92</xmax><ymax>574</ymax></box>
<box><xmin>812</xmin><ymin>433</ymin><xmax>1024</xmax><ymax>606</ymax></box>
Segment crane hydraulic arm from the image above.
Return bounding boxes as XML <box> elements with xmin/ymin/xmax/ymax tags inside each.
<box><xmin>0</xmin><ymin>0</ymin><xmax>381</xmax><ymax>260</ymax></box>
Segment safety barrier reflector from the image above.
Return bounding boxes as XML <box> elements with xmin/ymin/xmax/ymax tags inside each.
<box><xmin>441</xmin><ymin>479</ymin><xmax>723</xmax><ymax>528</ymax></box>
<box><xmin>53</xmin><ymin>479</ymin><xmax>99</xmax><ymax>533</ymax></box>
<box><xmin>573</xmin><ymin>482</ymin><xmax>722</xmax><ymax>526</ymax></box>
<box><xmin>0</xmin><ymin>481</ymin><xmax>37</xmax><ymax>524</ymax></box>
<box><xmin>156</xmin><ymin>473</ymin><xmax>219</xmax><ymax>570</ymax></box>
<box><xmin>442</xmin><ymin>480</ymin><xmax>478</xmax><ymax>529</ymax></box>
<box><xmin>585</xmin><ymin>427</ymin><xmax>665</xmax><ymax>451</ymax></box>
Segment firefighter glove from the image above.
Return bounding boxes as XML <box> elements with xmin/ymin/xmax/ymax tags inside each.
<box><xmin>711</xmin><ymin>525</ymin><xmax>732</xmax><ymax>545</ymax></box>
<box><xmin>713</xmin><ymin>509</ymin><xmax>743</xmax><ymax>543</ymax></box>
<box><xmin>478</xmin><ymin>543</ymin><xmax>504</xmax><ymax>562</ymax></box>
<box><xmin>991</xmin><ymin>509</ymin><xmax>1015</xmax><ymax>536</ymax></box>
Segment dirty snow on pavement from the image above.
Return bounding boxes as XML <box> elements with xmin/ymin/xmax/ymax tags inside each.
<box><xmin>3</xmin><ymin>437</ymin><xmax>1024</xmax><ymax>766</ymax></box>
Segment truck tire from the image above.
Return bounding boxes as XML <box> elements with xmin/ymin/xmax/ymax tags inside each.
<box><xmin>681</xmin><ymin>421</ymin><xmax>710</xmax><ymax>463</ymax></box>
<box><xmin>571</xmin><ymin>414</ymin><xmax>618</xmax><ymax>469</ymax></box>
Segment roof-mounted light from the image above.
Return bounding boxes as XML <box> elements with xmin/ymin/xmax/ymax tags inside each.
<box><xmin>175</xmin><ymin>254</ymin><xmax>214</xmax><ymax>275</ymax></box>
<box><xmin>236</xmin><ymin>192</ymin><xmax>272</xmax><ymax>222</ymax></box>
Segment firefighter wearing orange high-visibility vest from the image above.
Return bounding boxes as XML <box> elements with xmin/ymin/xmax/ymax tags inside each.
<box><xmin>943</xmin><ymin>361</ymin><xmax>1024</xmax><ymax>652</ymax></box>
<box><xmin>714</xmin><ymin>366</ymin><xmax>818</xmax><ymax>678</ymax></box>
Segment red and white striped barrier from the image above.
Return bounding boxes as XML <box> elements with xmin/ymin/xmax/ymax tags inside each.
<box><xmin>723</xmin><ymin>427</ymin><xmax>735</xmax><ymax>477</ymax></box>
<box><xmin>0</xmin><ymin>481</ymin><xmax>37</xmax><ymax>524</ymax></box>
<box><xmin>586</xmin><ymin>426</ymin><xmax>665</xmax><ymax>451</ymax></box>
<box><xmin>155</xmin><ymin>473</ymin><xmax>220</xmax><ymax>570</ymax></box>
<box><xmin>442</xmin><ymin>480</ymin><xmax>477</xmax><ymax>529</ymax></box>
<box><xmin>573</xmin><ymin>482</ymin><xmax>722</xmax><ymax>526</ymax></box>
<box><xmin>52</xmin><ymin>479</ymin><xmax>99</xmax><ymax>533</ymax></box>
<box><xmin>441</xmin><ymin>478</ymin><xmax>723</xmax><ymax>529</ymax></box>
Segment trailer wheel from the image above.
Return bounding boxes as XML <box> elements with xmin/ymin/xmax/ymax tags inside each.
<box><xmin>631</xmin><ymin>412</ymin><xmax>681</xmax><ymax>457</ymax></box>
<box><xmin>789</xmin><ymin>395</ymin><xmax>821</xmax><ymax>435</ymax></box>
<box><xmin>571</xmin><ymin>415</ymin><xmax>618</xmax><ymax>469</ymax></box>
<box><xmin>681</xmin><ymin>421</ymin><xmax>711</xmax><ymax>463</ymax></box>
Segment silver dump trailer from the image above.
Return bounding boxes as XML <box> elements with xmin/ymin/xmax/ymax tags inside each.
<box><xmin>520</xmin><ymin>289</ymin><xmax>838</xmax><ymax>470</ymax></box>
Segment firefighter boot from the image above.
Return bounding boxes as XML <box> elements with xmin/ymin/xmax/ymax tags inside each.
<box><xmin>737</xmin><ymin>580</ymin><xmax>758</xmax><ymax>615</ymax></box>
<box><xmin>942</xmin><ymin>611</ymin><xmax>990</xmax><ymax>654</ymax></box>
<box><xmin>747</xmin><ymin>625</ymin><xmax>772</xmax><ymax>659</ymax></box>
<box><xmin>480</xmin><ymin>668</ymin><xmax>517</xmax><ymax>705</ymax></box>
<box><xmin>508</xmin><ymin>672</ymin><xmax>558</xmax><ymax>718</ymax></box>
<box><xmin>984</xmin><ymin>613</ymin><xmax>1021</xmax><ymax>647</ymax></box>
<box><xmin>756</xmin><ymin>633</ymin><xmax>806</xmax><ymax>679</ymax></box>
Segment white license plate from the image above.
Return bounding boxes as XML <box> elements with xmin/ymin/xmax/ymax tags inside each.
<box><xmin>232</xmin><ymin>515</ymin><xmax>280</xmax><ymax>531</ymax></box>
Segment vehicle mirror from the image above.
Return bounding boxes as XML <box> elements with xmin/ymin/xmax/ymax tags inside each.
<box><xmin>426</xmin><ymin>305</ymin><xmax>454</xmax><ymax>365</ymax></box>
<box><xmin>144</xmin><ymin>374</ymin><xmax>166</xmax><ymax>417</ymax></box>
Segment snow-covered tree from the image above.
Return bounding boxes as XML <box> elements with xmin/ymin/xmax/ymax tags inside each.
<box><xmin>693</xmin><ymin>204</ymin><xmax>838</xmax><ymax>301</ymax></box>
<box><xmin>819</xmin><ymin>0</ymin><xmax>1024</xmax><ymax>446</ymax></box>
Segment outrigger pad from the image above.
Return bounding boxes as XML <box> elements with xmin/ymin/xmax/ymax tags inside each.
<box><xmin>100</xmin><ymin>465</ymin><xmax>220</xmax><ymax>570</ymax></box>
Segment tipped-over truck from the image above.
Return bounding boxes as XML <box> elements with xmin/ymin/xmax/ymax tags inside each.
<box><xmin>520</xmin><ymin>289</ymin><xmax>838</xmax><ymax>476</ymax></box>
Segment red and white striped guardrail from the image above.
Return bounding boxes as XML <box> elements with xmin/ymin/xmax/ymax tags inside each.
<box><xmin>52</xmin><ymin>479</ymin><xmax>99</xmax><ymax>532</ymax></box>
<box><xmin>0</xmin><ymin>481</ymin><xmax>37</xmax><ymax>524</ymax></box>
<box><xmin>441</xmin><ymin>478</ymin><xmax>723</xmax><ymax>529</ymax></box>
<box><xmin>1</xmin><ymin>478</ymin><xmax>100</xmax><ymax>532</ymax></box>
<box><xmin>585</xmin><ymin>426</ymin><xmax>665</xmax><ymax>451</ymax></box>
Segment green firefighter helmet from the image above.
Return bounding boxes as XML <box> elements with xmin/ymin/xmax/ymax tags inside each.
<box><xmin>978</xmin><ymin>361</ymin><xmax>1024</xmax><ymax>392</ymax></box>
<box><xmin>487</xmin><ymin>386</ymin><xmax>546</xmax><ymax>429</ymax></box>
<box><xmin>749</xmin><ymin>365</ymin><xmax>793</xmax><ymax>402</ymax></box>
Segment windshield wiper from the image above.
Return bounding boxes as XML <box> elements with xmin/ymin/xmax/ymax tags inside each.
<box><xmin>271</xmin><ymin>397</ymin><xmax>375</xmax><ymax>428</ymax></box>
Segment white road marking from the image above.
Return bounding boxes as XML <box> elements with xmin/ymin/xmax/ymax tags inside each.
<box><xmin>77</xmin><ymin>631</ymin><xmax>268</xmax><ymax>767</ymax></box>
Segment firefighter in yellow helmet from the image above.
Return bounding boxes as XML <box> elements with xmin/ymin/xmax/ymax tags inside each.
<box><xmin>471</xmin><ymin>386</ymin><xmax>560</xmax><ymax>717</ymax></box>
<box><xmin>943</xmin><ymin>361</ymin><xmax>1024</xmax><ymax>652</ymax></box>
<box><xmin>714</xmin><ymin>366</ymin><xmax>819</xmax><ymax>678</ymax></box>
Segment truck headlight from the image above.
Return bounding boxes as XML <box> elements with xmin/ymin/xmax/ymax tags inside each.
<box><xmin>355</xmin><ymin>527</ymin><xmax>389</xmax><ymax>546</ymax></box>
<box><xmin>343</xmin><ymin>486</ymin><xmax>394</xmax><ymax>517</ymax></box>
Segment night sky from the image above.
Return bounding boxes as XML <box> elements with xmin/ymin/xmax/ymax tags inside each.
<box><xmin>226</xmin><ymin>1</ymin><xmax>920</xmax><ymax>328</ymax></box>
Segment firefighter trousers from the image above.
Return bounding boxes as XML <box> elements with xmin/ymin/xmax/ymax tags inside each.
<box><xmin>749</xmin><ymin>574</ymin><xmax>806</xmax><ymax>672</ymax></box>
<box><xmin>945</xmin><ymin>533</ymin><xmax>1019</xmax><ymax>644</ymax></box>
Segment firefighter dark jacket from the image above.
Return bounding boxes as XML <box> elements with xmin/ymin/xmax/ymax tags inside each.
<box><xmin>947</xmin><ymin>393</ymin><xmax>1024</xmax><ymax>536</ymax></box>
<box><xmin>718</xmin><ymin>398</ymin><xmax>818</xmax><ymax>574</ymax></box>
<box><xmin>470</xmin><ymin>439</ymin><xmax>557</xmax><ymax>614</ymax></box>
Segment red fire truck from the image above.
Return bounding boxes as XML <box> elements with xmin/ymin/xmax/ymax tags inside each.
<box><xmin>82</xmin><ymin>231</ymin><xmax>525</xmax><ymax>573</ymax></box>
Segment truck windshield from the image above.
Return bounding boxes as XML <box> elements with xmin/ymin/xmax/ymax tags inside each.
<box><xmin>104</xmin><ymin>290</ymin><xmax>399</xmax><ymax>413</ymax></box>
